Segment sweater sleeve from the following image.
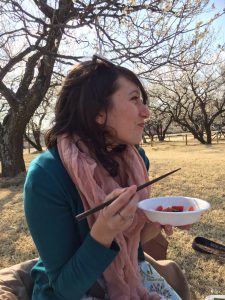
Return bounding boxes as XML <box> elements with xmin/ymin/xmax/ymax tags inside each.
<box><xmin>24</xmin><ymin>162</ymin><xmax>119</xmax><ymax>300</ymax></box>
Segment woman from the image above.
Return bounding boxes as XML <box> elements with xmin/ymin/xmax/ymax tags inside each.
<box><xmin>24</xmin><ymin>55</ymin><xmax>191</xmax><ymax>300</ymax></box>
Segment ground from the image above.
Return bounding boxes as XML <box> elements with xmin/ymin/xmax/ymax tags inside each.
<box><xmin>0</xmin><ymin>139</ymin><xmax>224</xmax><ymax>299</ymax></box>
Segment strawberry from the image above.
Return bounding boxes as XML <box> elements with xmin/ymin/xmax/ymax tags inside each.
<box><xmin>156</xmin><ymin>205</ymin><xmax>163</xmax><ymax>211</ymax></box>
<box><xmin>188</xmin><ymin>206</ymin><xmax>194</xmax><ymax>211</ymax></box>
<box><xmin>171</xmin><ymin>205</ymin><xmax>184</xmax><ymax>212</ymax></box>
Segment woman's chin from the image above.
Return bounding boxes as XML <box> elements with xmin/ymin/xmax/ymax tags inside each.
<box><xmin>127</xmin><ymin>139</ymin><xmax>142</xmax><ymax>145</ymax></box>
<box><xmin>114</xmin><ymin>135</ymin><xmax>143</xmax><ymax>146</ymax></box>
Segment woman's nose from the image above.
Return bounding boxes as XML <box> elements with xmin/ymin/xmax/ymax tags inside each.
<box><xmin>140</xmin><ymin>104</ymin><xmax>150</xmax><ymax>119</ymax></box>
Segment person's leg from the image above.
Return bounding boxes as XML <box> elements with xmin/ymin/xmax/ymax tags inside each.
<box><xmin>144</xmin><ymin>253</ymin><xmax>192</xmax><ymax>300</ymax></box>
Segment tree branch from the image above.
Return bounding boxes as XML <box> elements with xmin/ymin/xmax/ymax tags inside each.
<box><xmin>32</xmin><ymin>0</ymin><xmax>54</xmax><ymax>18</ymax></box>
<box><xmin>0</xmin><ymin>81</ymin><xmax>18</xmax><ymax>109</ymax></box>
<box><xmin>16</xmin><ymin>51</ymin><xmax>43</xmax><ymax>98</ymax></box>
<box><xmin>0</xmin><ymin>46</ymin><xmax>35</xmax><ymax>81</ymax></box>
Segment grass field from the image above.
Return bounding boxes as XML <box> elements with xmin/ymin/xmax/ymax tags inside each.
<box><xmin>0</xmin><ymin>140</ymin><xmax>225</xmax><ymax>299</ymax></box>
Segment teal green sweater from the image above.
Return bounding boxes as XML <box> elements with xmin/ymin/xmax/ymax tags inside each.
<box><xmin>24</xmin><ymin>147</ymin><xmax>149</xmax><ymax>300</ymax></box>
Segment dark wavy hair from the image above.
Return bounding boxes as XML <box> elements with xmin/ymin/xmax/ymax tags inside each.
<box><xmin>45</xmin><ymin>58</ymin><xmax>148</xmax><ymax>176</ymax></box>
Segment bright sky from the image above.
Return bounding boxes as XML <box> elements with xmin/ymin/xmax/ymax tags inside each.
<box><xmin>206</xmin><ymin>0</ymin><xmax>225</xmax><ymax>44</ymax></box>
<box><xmin>214</xmin><ymin>0</ymin><xmax>225</xmax><ymax>10</ymax></box>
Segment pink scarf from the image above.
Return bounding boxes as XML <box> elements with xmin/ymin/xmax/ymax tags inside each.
<box><xmin>57</xmin><ymin>135</ymin><xmax>153</xmax><ymax>300</ymax></box>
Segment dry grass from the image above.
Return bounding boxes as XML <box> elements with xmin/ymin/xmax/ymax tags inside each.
<box><xmin>0</xmin><ymin>152</ymin><xmax>38</xmax><ymax>267</ymax></box>
<box><xmin>143</xmin><ymin>140</ymin><xmax>225</xmax><ymax>299</ymax></box>
<box><xmin>0</xmin><ymin>141</ymin><xmax>225</xmax><ymax>299</ymax></box>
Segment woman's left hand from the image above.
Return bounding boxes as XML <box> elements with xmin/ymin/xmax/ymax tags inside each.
<box><xmin>162</xmin><ymin>224</ymin><xmax>173</xmax><ymax>236</ymax></box>
<box><xmin>141</xmin><ymin>222</ymin><xmax>191</xmax><ymax>245</ymax></box>
<box><xmin>162</xmin><ymin>224</ymin><xmax>191</xmax><ymax>235</ymax></box>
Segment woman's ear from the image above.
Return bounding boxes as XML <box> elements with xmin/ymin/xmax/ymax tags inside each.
<box><xmin>96</xmin><ymin>112</ymin><xmax>106</xmax><ymax>125</ymax></box>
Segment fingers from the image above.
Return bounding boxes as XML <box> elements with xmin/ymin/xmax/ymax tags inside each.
<box><xmin>117</xmin><ymin>211</ymin><xmax>135</xmax><ymax>222</ymax></box>
<box><xmin>91</xmin><ymin>186</ymin><xmax>139</xmax><ymax>247</ymax></box>
<box><xmin>152</xmin><ymin>223</ymin><xmax>173</xmax><ymax>236</ymax></box>
<box><xmin>118</xmin><ymin>192</ymin><xmax>139</xmax><ymax>219</ymax></box>
<box><xmin>163</xmin><ymin>224</ymin><xmax>191</xmax><ymax>233</ymax></box>
<box><xmin>156</xmin><ymin>223</ymin><xmax>190</xmax><ymax>235</ymax></box>
<box><xmin>103</xmin><ymin>185</ymin><xmax>138</xmax><ymax>218</ymax></box>
<box><xmin>152</xmin><ymin>223</ymin><xmax>189</xmax><ymax>236</ymax></box>
<box><xmin>104</xmin><ymin>187</ymin><xmax>126</xmax><ymax>202</ymax></box>
<box><xmin>163</xmin><ymin>224</ymin><xmax>173</xmax><ymax>236</ymax></box>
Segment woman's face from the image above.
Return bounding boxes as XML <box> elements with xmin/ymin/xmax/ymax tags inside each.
<box><xmin>97</xmin><ymin>76</ymin><xmax>150</xmax><ymax>145</ymax></box>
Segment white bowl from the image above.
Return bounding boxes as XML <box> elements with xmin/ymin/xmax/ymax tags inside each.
<box><xmin>138</xmin><ymin>196</ymin><xmax>210</xmax><ymax>226</ymax></box>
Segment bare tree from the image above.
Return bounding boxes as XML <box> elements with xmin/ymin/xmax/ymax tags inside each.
<box><xmin>144</xmin><ymin>106</ymin><xmax>173</xmax><ymax>141</ymax></box>
<box><xmin>148</xmin><ymin>36</ymin><xmax>225</xmax><ymax>144</ymax></box>
<box><xmin>24</xmin><ymin>100</ymin><xmax>49</xmax><ymax>152</ymax></box>
<box><xmin>24</xmin><ymin>81</ymin><xmax>59</xmax><ymax>152</ymax></box>
<box><xmin>96</xmin><ymin>0</ymin><xmax>220</xmax><ymax>72</ymax></box>
<box><xmin>0</xmin><ymin>0</ymin><xmax>221</xmax><ymax>176</ymax></box>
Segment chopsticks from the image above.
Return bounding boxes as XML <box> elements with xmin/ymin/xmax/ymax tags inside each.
<box><xmin>75</xmin><ymin>168</ymin><xmax>181</xmax><ymax>222</ymax></box>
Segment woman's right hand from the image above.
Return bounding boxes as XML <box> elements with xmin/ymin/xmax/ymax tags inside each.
<box><xmin>90</xmin><ymin>185</ymin><xmax>138</xmax><ymax>248</ymax></box>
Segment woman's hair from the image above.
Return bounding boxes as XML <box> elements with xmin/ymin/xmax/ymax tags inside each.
<box><xmin>45</xmin><ymin>58</ymin><xmax>148</xmax><ymax>176</ymax></box>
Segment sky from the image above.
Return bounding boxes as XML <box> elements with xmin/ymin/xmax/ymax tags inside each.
<box><xmin>206</xmin><ymin>0</ymin><xmax>225</xmax><ymax>44</ymax></box>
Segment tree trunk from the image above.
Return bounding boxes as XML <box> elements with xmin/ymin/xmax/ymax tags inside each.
<box><xmin>142</xmin><ymin>134</ymin><xmax>147</xmax><ymax>144</ymax></box>
<box><xmin>205</xmin><ymin>125</ymin><xmax>212</xmax><ymax>144</ymax></box>
<box><xmin>0</xmin><ymin>112</ymin><xmax>27</xmax><ymax>177</ymax></box>
<box><xmin>32</xmin><ymin>128</ymin><xmax>43</xmax><ymax>151</ymax></box>
<box><xmin>175</xmin><ymin>119</ymin><xmax>208</xmax><ymax>144</ymax></box>
<box><xmin>195</xmin><ymin>132</ymin><xmax>207</xmax><ymax>144</ymax></box>
<box><xmin>157</xmin><ymin>125</ymin><xmax>165</xmax><ymax>141</ymax></box>
<box><xmin>158</xmin><ymin>135</ymin><xmax>165</xmax><ymax>141</ymax></box>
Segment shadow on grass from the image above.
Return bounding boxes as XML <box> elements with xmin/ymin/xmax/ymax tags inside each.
<box><xmin>0</xmin><ymin>190</ymin><xmax>17</xmax><ymax>208</ymax></box>
<box><xmin>0</xmin><ymin>172</ymin><xmax>26</xmax><ymax>188</ymax></box>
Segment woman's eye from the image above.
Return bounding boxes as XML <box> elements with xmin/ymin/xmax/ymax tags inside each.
<box><xmin>131</xmin><ymin>96</ymin><xmax>139</xmax><ymax>103</ymax></box>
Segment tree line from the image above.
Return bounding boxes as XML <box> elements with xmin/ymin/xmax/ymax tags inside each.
<box><xmin>0</xmin><ymin>0</ymin><xmax>224</xmax><ymax>177</ymax></box>
<box><xmin>145</xmin><ymin>34</ymin><xmax>225</xmax><ymax>144</ymax></box>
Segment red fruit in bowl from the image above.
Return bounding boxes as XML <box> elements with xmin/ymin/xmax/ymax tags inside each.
<box><xmin>188</xmin><ymin>206</ymin><xmax>194</xmax><ymax>211</ymax></box>
<box><xmin>156</xmin><ymin>205</ymin><xmax>163</xmax><ymax>211</ymax></box>
<box><xmin>171</xmin><ymin>205</ymin><xmax>184</xmax><ymax>212</ymax></box>
<box><xmin>163</xmin><ymin>207</ymin><xmax>173</xmax><ymax>212</ymax></box>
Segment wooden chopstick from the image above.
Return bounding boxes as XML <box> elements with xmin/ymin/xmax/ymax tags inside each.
<box><xmin>75</xmin><ymin>168</ymin><xmax>181</xmax><ymax>222</ymax></box>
